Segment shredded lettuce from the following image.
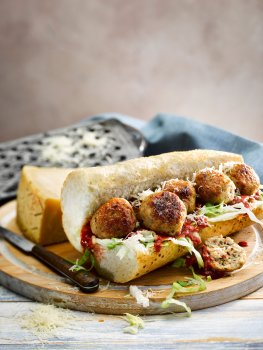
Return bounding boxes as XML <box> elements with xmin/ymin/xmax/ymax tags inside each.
<box><xmin>138</xmin><ymin>230</ymin><xmax>156</xmax><ymax>248</ymax></box>
<box><xmin>206</xmin><ymin>202</ymin><xmax>263</xmax><ymax>227</ymax></box>
<box><xmin>121</xmin><ymin>313</ymin><xmax>144</xmax><ymax>334</ymax></box>
<box><xmin>95</xmin><ymin>231</ymin><xmax>205</xmax><ymax>265</ymax></box>
<box><xmin>236</xmin><ymin>202</ymin><xmax>263</xmax><ymax>227</ymax></box>
<box><xmin>161</xmin><ymin>298</ymin><xmax>191</xmax><ymax>316</ymax></box>
<box><xmin>171</xmin><ymin>237</ymin><xmax>204</xmax><ymax>268</ymax></box>
<box><xmin>198</xmin><ymin>200</ymin><xmax>263</xmax><ymax>227</ymax></box>
<box><xmin>95</xmin><ymin>231</ymin><xmax>156</xmax><ymax>260</ymax></box>
<box><xmin>199</xmin><ymin>202</ymin><xmax>225</xmax><ymax>218</ymax></box>
<box><xmin>68</xmin><ymin>249</ymin><xmax>95</xmax><ymax>272</ymax></box>
<box><xmin>106</xmin><ymin>238</ymin><xmax>124</xmax><ymax>250</ymax></box>
<box><xmin>96</xmin><ymin>237</ymin><xmax>123</xmax><ymax>250</ymax></box>
<box><xmin>115</xmin><ymin>235</ymin><xmax>146</xmax><ymax>259</ymax></box>
<box><xmin>206</xmin><ymin>208</ymin><xmax>242</xmax><ymax>222</ymax></box>
<box><xmin>172</xmin><ymin>257</ymin><xmax>186</xmax><ymax>268</ymax></box>
<box><xmin>167</xmin><ymin>267</ymin><xmax>206</xmax><ymax>294</ymax></box>
<box><xmin>187</xmin><ymin>267</ymin><xmax>207</xmax><ymax>291</ymax></box>
<box><xmin>161</xmin><ymin>268</ymin><xmax>206</xmax><ymax>315</ymax></box>
<box><xmin>177</xmin><ymin>280</ymin><xmax>190</xmax><ymax>287</ymax></box>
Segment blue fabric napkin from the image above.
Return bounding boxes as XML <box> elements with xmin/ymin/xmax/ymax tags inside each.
<box><xmin>88</xmin><ymin>113</ymin><xmax>263</xmax><ymax>181</ymax></box>
<box><xmin>141</xmin><ymin>114</ymin><xmax>263</xmax><ymax>181</ymax></box>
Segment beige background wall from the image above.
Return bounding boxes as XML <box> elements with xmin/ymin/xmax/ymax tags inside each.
<box><xmin>0</xmin><ymin>0</ymin><xmax>262</xmax><ymax>142</ymax></box>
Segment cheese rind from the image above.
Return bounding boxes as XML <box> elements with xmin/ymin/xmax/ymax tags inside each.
<box><xmin>17</xmin><ymin>166</ymin><xmax>72</xmax><ymax>245</ymax></box>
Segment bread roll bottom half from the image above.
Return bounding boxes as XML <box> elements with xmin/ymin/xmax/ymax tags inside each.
<box><xmin>61</xmin><ymin>150</ymin><xmax>263</xmax><ymax>283</ymax></box>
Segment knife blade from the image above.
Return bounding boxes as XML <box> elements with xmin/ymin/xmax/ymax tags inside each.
<box><xmin>0</xmin><ymin>225</ymin><xmax>99</xmax><ymax>293</ymax></box>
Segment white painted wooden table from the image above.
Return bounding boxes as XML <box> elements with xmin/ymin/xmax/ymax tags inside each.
<box><xmin>1</xmin><ymin>284</ymin><xmax>263</xmax><ymax>349</ymax></box>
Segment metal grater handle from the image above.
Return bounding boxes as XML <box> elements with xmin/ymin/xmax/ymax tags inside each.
<box><xmin>120</xmin><ymin>122</ymin><xmax>147</xmax><ymax>154</ymax></box>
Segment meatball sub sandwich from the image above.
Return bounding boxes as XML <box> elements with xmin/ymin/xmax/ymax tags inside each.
<box><xmin>61</xmin><ymin>150</ymin><xmax>263</xmax><ymax>283</ymax></box>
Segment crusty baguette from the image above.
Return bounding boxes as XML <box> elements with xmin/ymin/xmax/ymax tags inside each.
<box><xmin>60</xmin><ymin>149</ymin><xmax>253</xmax><ymax>283</ymax></box>
<box><xmin>17</xmin><ymin>166</ymin><xmax>72</xmax><ymax>245</ymax></box>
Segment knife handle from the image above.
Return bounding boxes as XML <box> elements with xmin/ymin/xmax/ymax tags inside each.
<box><xmin>32</xmin><ymin>245</ymin><xmax>99</xmax><ymax>293</ymax></box>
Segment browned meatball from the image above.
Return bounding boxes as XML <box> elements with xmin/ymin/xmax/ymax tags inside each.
<box><xmin>224</xmin><ymin>163</ymin><xmax>260</xmax><ymax>195</ymax></box>
<box><xmin>203</xmin><ymin>236</ymin><xmax>246</xmax><ymax>273</ymax></box>
<box><xmin>90</xmin><ymin>198</ymin><xmax>136</xmax><ymax>239</ymax></box>
<box><xmin>163</xmin><ymin>179</ymin><xmax>196</xmax><ymax>213</ymax></box>
<box><xmin>139</xmin><ymin>191</ymin><xmax>187</xmax><ymax>236</ymax></box>
<box><xmin>195</xmin><ymin>169</ymin><xmax>236</xmax><ymax>204</ymax></box>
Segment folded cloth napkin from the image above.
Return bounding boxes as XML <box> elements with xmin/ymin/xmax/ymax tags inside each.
<box><xmin>141</xmin><ymin>114</ymin><xmax>263</xmax><ymax>181</ymax></box>
<box><xmin>88</xmin><ymin>113</ymin><xmax>263</xmax><ymax>181</ymax></box>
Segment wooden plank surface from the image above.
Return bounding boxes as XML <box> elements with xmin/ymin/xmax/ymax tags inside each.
<box><xmin>1</xmin><ymin>298</ymin><xmax>263</xmax><ymax>349</ymax></box>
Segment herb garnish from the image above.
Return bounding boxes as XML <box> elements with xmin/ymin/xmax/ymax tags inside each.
<box><xmin>69</xmin><ymin>249</ymin><xmax>95</xmax><ymax>272</ymax></box>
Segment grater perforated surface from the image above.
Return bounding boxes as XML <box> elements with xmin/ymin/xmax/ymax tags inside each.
<box><xmin>0</xmin><ymin>119</ymin><xmax>146</xmax><ymax>203</ymax></box>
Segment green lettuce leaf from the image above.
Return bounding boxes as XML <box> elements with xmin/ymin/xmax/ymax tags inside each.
<box><xmin>172</xmin><ymin>237</ymin><xmax>204</xmax><ymax>268</ymax></box>
<box><xmin>121</xmin><ymin>313</ymin><xmax>144</xmax><ymax>334</ymax></box>
<box><xmin>172</xmin><ymin>257</ymin><xmax>186</xmax><ymax>268</ymax></box>
<box><xmin>69</xmin><ymin>249</ymin><xmax>94</xmax><ymax>272</ymax></box>
<box><xmin>106</xmin><ymin>238</ymin><xmax>124</xmax><ymax>249</ymax></box>
<box><xmin>199</xmin><ymin>202</ymin><xmax>225</xmax><ymax>218</ymax></box>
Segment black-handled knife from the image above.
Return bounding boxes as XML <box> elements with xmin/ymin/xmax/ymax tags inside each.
<box><xmin>0</xmin><ymin>225</ymin><xmax>99</xmax><ymax>293</ymax></box>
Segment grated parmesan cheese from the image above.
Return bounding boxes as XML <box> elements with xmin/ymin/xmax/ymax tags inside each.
<box><xmin>81</xmin><ymin>133</ymin><xmax>106</xmax><ymax>147</ymax></box>
<box><xmin>18</xmin><ymin>304</ymin><xmax>76</xmax><ymax>338</ymax></box>
<box><xmin>220</xmin><ymin>161</ymin><xmax>239</xmax><ymax>174</ymax></box>
<box><xmin>131</xmin><ymin>188</ymin><xmax>161</xmax><ymax>207</ymax></box>
<box><xmin>41</xmin><ymin>131</ymin><xmax>107</xmax><ymax>165</ymax></box>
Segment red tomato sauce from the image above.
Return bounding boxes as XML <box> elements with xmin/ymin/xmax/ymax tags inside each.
<box><xmin>200</xmin><ymin>245</ymin><xmax>226</xmax><ymax>279</ymax></box>
<box><xmin>230</xmin><ymin>192</ymin><xmax>261</xmax><ymax>208</ymax></box>
<box><xmin>153</xmin><ymin>215</ymin><xmax>209</xmax><ymax>253</ymax></box>
<box><xmin>81</xmin><ymin>222</ymin><xmax>94</xmax><ymax>250</ymax></box>
<box><xmin>81</xmin><ymin>222</ymin><xmax>103</xmax><ymax>259</ymax></box>
<box><xmin>230</xmin><ymin>196</ymin><xmax>250</xmax><ymax>208</ymax></box>
<box><xmin>154</xmin><ymin>235</ymin><xmax>171</xmax><ymax>253</ymax></box>
<box><xmin>185</xmin><ymin>244</ymin><xmax>226</xmax><ymax>279</ymax></box>
<box><xmin>179</xmin><ymin>216</ymin><xmax>209</xmax><ymax>247</ymax></box>
<box><xmin>238</xmin><ymin>241</ymin><xmax>248</xmax><ymax>247</ymax></box>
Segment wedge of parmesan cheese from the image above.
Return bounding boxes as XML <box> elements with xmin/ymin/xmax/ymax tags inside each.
<box><xmin>17</xmin><ymin>166</ymin><xmax>72</xmax><ymax>245</ymax></box>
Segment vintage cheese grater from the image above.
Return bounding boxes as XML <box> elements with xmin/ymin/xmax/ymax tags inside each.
<box><xmin>0</xmin><ymin>118</ymin><xmax>147</xmax><ymax>204</ymax></box>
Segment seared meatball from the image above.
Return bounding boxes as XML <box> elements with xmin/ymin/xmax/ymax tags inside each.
<box><xmin>139</xmin><ymin>191</ymin><xmax>187</xmax><ymax>236</ymax></box>
<box><xmin>224</xmin><ymin>163</ymin><xmax>260</xmax><ymax>195</ymax></box>
<box><xmin>195</xmin><ymin>169</ymin><xmax>235</xmax><ymax>204</ymax></box>
<box><xmin>90</xmin><ymin>198</ymin><xmax>136</xmax><ymax>239</ymax></box>
<box><xmin>163</xmin><ymin>179</ymin><xmax>196</xmax><ymax>213</ymax></box>
<box><xmin>203</xmin><ymin>236</ymin><xmax>246</xmax><ymax>272</ymax></box>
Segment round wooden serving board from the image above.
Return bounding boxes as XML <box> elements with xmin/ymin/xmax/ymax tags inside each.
<box><xmin>0</xmin><ymin>201</ymin><xmax>263</xmax><ymax>315</ymax></box>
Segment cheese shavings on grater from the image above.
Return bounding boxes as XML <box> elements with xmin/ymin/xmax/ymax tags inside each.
<box><xmin>0</xmin><ymin>119</ymin><xmax>146</xmax><ymax>203</ymax></box>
